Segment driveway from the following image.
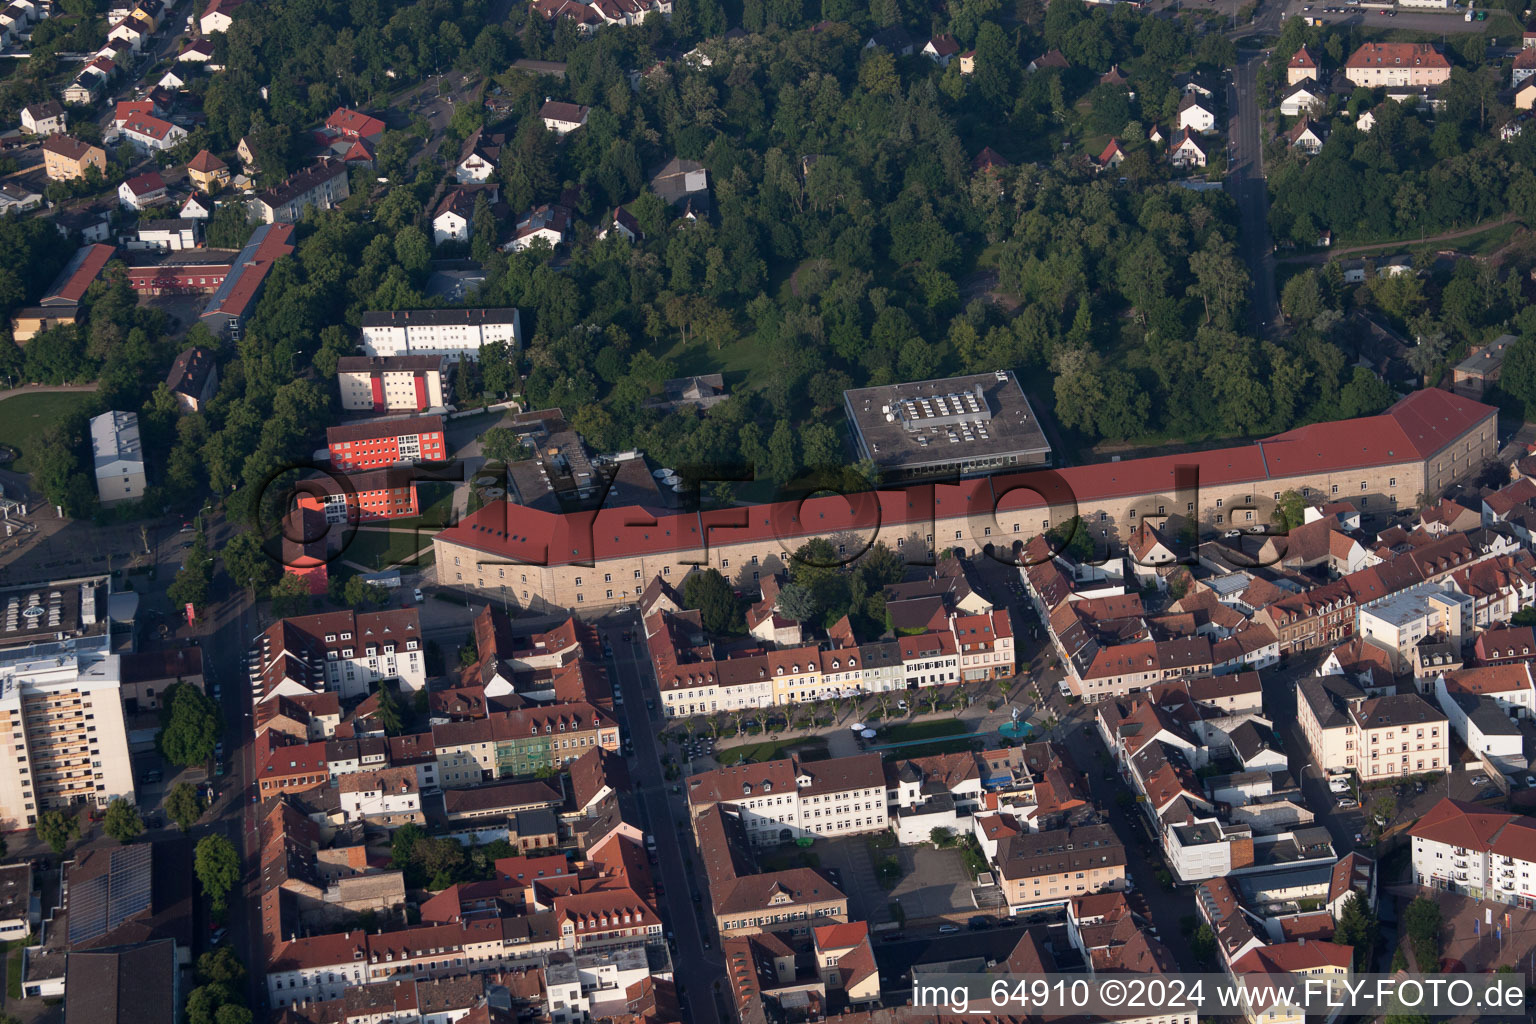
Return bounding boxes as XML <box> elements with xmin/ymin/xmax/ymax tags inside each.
<box><xmin>816</xmin><ymin>835</ymin><xmax>895</xmax><ymax>928</ymax></box>
<box><xmin>890</xmin><ymin>846</ymin><xmax>977</xmax><ymax>923</ymax></box>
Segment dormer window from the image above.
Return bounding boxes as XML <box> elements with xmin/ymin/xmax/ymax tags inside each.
<box><xmin>340</xmin><ymin>632</ymin><xmax>352</xmax><ymax>640</ymax></box>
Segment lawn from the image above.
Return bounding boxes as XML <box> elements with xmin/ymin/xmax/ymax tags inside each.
<box><xmin>875</xmin><ymin>719</ymin><xmax>967</xmax><ymax>744</ymax></box>
<box><xmin>714</xmin><ymin>737</ymin><xmax>830</xmax><ymax>766</ymax></box>
<box><xmin>881</xmin><ymin>737</ymin><xmax>977</xmax><ymax>759</ymax></box>
<box><xmin>339</xmin><ymin>526</ymin><xmax>438</xmax><ymax>571</ymax></box>
<box><xmin>0</xmin><ymin>391</ymin><xmax>97</xmax><ymax>473</ymax></box>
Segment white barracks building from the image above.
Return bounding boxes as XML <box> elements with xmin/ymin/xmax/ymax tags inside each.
<box><xmin>360</xmin><ymin>308</ymin><xmax>522</xmax><ymax>361</ymax></box>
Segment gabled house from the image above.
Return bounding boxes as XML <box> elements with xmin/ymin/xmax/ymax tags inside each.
<box><xmin>1287</xmin><ymin>46</ymin><xmax>1320</xmax><ymax>86</ymax></box>
<box><xmin>959</xmin><ymin>50</ymin><xmax>975</xmax><ymax>74</ymax></box>
<box><xmin>1281</xmin><ymin>78</ymin><xmax>1325</xmax><ymax>117</ymax></box>
<box><xmin>1177</xmin><ymin>92</ymin><xmax>1218</xmax><ymax>134</ymax></box>
<box><xmin>596</xmin><ymin>206</ymin><xmax>641</xmax><ymax>243</ymax></box>
<box><xmin>864</xmin><ymin>26</ymin><xmax>915</xmax><ymax>54</ymax></box>
<box><xmin>1097</xmin><ymin>138</ymin><xmax>1125</xmax><ymax>169</ymax></box>
<box><xmin>199</xmin><ymin>0</ymin><xmax>245</xmax><ymax>34</ymax></box>
<box><xmin>431</xmin><ymin>185</ymin><xmax>498</xmax><ymax>246</ymax></box>
<box><xmin>1288</xmin><ymin>117</ymin><xmax>1327</xmax><ymax>153</ymax></box>
<box><xmin>177</xmin><ymin>38</ymin><xmax>213</xmax><ymax>62</ymax></box>
<box><xmin>508</xmin><ymin>203</ymin><xmax>571</xmax><ymax>252</ymax></box>
<box><xmin>118</xmin><ymin>170</ymin><xmax>167</xmax><ymax>211</ymax></box>
<box><xmin>923</xmin><ymin>34</ymin><xmax>961</xmax><ymax>65</ymax></box>
<box><xmin>539</xmin><ymin>100</ymin><xmax>589</xmax><ymax>136</ymax></box>
<box><xmin>454</xmin><ymin>127</ymin><xmax>505</xmax><ymax>184</ymax></box>
<box><xmin>324</xmin><ymin>106</ymin><xmax>385</xmax><ymax>143</ymax></box>
<box><xmin>1170</xmin><ymin>127</ymin><xmax>1208</xmax><ymax>169</ymax></box>
<box><xmin>121</xmin><ymin>114</ymin><xmax>186</xmax><ymax>152</ymax></box>
<box><xmin>1027</xmin><ymin>49</ymin><xmax>1070</xmax><ymax>72</ymax></box>
<box><xmin>1514</xmin><ymin>47</ymin><xmax>1536</xmax><ymax>87</ymax></box>
<box><xmin>180</xmin><ymin>193</ymin><xmax>210</xmax><ymax>220</ymax></box>
<box><xmin>0</xmin><ymin>182</ymin><xmax>40</xmax><ymax>215</ymax></box>
<box><xmin>20</xmin><ymin>101</ymin><xmax>64</xmax><ymax>135</ymax></box>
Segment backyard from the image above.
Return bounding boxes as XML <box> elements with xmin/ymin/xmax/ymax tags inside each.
<box><xmin>0</xmin><ymin>390</ymin><xmax>97</xmax><ymax>473</ymax></box>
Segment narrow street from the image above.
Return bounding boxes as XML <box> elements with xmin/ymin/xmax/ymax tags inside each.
<box><xmin>603</xmin><ymin>612</ymin><xmax>727</xmax><ymax>1024</ymax></box>
<box><xmin>1227</xmin><ymin>51</ymin><xmax>1278</xmax><ymax>334</ymax></box>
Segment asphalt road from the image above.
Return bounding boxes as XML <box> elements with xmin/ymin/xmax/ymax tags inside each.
<box><xmin>603</xmin><ymin>612</ymin><xmax>728</xmax><ymax>1024</ymax></box>
<box><xmin>1227</xmin><ymin>53</ymin><xmax>1279</xmax><ymax>335</ymax></box>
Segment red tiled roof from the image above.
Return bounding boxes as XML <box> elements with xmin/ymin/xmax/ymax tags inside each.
<box><xmin>1346</xmin><ymin>42</ymin><xmax>1449</xmax><ymax>70</ymax></box>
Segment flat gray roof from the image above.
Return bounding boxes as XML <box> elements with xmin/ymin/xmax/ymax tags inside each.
<box><xmin>843</xmin><ymin>370</ymin><xmax>1051</xmax><ymax>477</ymax></box>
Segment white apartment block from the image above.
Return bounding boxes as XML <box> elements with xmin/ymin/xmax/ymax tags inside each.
<box><xmin>0</xmin><ymin>580</ymin><xmax>134</xmax><ymax>827</ymax></box>
<box><xmin>251</xmin><ymin>609</ymin><xmax>428</xmax><ymax>702</ymax></box>
<box><xmin>335</xmin><ymin>355</ymin><xmax>451</xmax><ymax>412</ymax></box>
<box><xmin>360</xmin><ymin>308</ymin><xmax>523</xmax><ymax>361</ymax></box>
<box><xmin>686</xmin><ymin>754</ymin><xmax>889</xmax><ymax>846</ymax></box>
<box><xmin>1356</xmin><ymin>582</ymin><xmax>1472</xmax><ymax>672</ymax></box>
<box><xmin>1298</xmin><ymin>676</ymin><xmax>1448</xmax><ymax>781</ymax></box>
<box><xmin>89</xmin><ymin>410</ymin><xmax>146</xmax><ymax>505</ymax></box>
<box><xmin>1411</xmin><ymin>799</ymin><xmax>1536</xmax><ymax>907</ymax></box>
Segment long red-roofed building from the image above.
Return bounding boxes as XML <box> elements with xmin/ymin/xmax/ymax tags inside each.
<box><xmin>433</xmin><ymin>389</ymin><xmax>1496</xmax><ymax>613</ymax></box>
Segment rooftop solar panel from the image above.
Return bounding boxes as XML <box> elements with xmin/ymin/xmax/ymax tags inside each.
<box><xmin>67</xmin><ymin>845</ymin><xmax>151</xmax><ymax>946</ymax></box>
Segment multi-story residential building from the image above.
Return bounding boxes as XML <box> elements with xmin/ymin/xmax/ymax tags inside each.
<box><xmin>433</xmin><ymin>389</ymin><xmax>1497</xmax><ymax>611</ymax></box>
<box><xmin>1074</xmin><ymin>637</ymin><xmax>1214</xmax><ymax>702</ymax></box>
<box><xmin>335</xmin><ymin>355</ymin><xmax>451</xmax><ymax>413</ymax></box>
<box><xmin>1433</xmin><ymin>664</ymin><xmax>1536</xmax><ymax>718</ymax></box>
<box><xmin>1474</xmin><ymin>625</ymin><xmax>1536</xmax><ymax>665</ymax></box>
<box><xmin>952</xmin><ymin>610</ymin><xmax>1014</xmax><ymax>680</ymax></box>
<box><xmin>41</xmin><ymin>135</ymin><xmax>105</xmax><ymax>181</ymax></box>
<box><xmin>21</xmin><ymin>101</ymin><xmax>64</xmax><ymax>135</ymax></box>
<box><xmin>1299</xmin><ymin>674</ymin><xmax>1448</xmax><ymax>781</ymax></box>
<box><xmin>1449</xmin><ymin>552</ymin><xmax>1536</xmax><ymax>627</ymax></box>
<box><xmin>360</xmin><ymin>309</ymin><xmax>523</xmax><ymax>361</ymax></box>
<box><xmin>431</xmin><ymin>703</ymin><xmax>620</xmax><ymax>783</ymax></box>
<box><xmin>253</xmin><ymin>159</ymin><xmax>350</xmax><ymax>224</ymax></box>
<box><xmin>994</xmin><ymin>824</ymin><xmax>1126</xmax><ymax>911</ymax></box>
<box><xmin>89</xmin><ymin>410</ymin><xmax>146</xmax><ymax>505</ymax></box>
<box><xmin>713</xmin><ymin>868</ymin><xmax>848</xmax><ymax>938</ymax></box>
<box><xmin>326</xmin><ymin>415</ymin><xmax>447</xmax><ymax>472</ymax></box>
<box><xmin>686</xmin><ymin>754</ymin><xmax>888</xmax><ymax>845</ymax></box>
<box><xmin>1252</xmin><ymin>580</ymin><xmax>1356</xmax><ymax>654</ymax></box>
<box><xmin>0</xmin><ymin>578</ymin><xmax>134</xmax><ymax>826</ymax></box>
<box><xmin>338</xmin><ymin>766</ymin><xmax>423</xmax><ymax>826</ymax></box>
<box><xmin>1410</xmin><ymin>798</ymin><xmax>1536</xmax><ymax>906</ymax></box>
<box><xmin>1356</xmin><ymin>582</ymin><xmax>1472</xmax><ymax>672</ymax></box>
<box><xmin>1345</xmin><ymin>42</ymin><xmax>1451</xmax><ymax>88</ymax></box>
<box><xmin>897</xmin><ymin>631</ymin><xmax>958</xmax><ymax>688</ymax></box>
<box><xmin>250</xmin><ymin>609</ymin><xmax>427</xmax><ymax>701</ymax></box>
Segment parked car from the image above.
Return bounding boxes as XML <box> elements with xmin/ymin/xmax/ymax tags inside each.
<box><xmin>1337</xmin><ymin>798</ymin><xmax>1357</xmax><ymax>809</ymax></box>
<box><xmin>937</xmin><ymin>924</ymin><xmax>960</xmax><ymax>934</ymax></box>
<box><xmin>413</xmin><ymin>588</ymin><xmax>425</xmax><ymax>603</ymax></box>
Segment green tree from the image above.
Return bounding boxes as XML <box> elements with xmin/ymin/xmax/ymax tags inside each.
<box><xmin>165</xmin><ymin>781</ymin><xmax>204</xmax><ymax>831</ymax></box>
<box><xmin>160</xmin><ymin>682</ymin><xmax>221</xmax><ymax>766</ymax></box>
<box><xmin>1404</xmin><ymin>895</ymin><xmax>1442</xmax><ymax>970</ymax></box>
<box><xmin>481</xmin><ymin>427</ymin><xmax>532</xmax><ymax>465</ymax></box>
<box><xmin>682</xmin><ymin>568</ymin><xmax>739</xmax><ymax>633</ymax></box>
<box><xmin>195</xmin><ymin>834</ymin><xmax>240</xmax><ymax>917</ymax></box>
<box><xmin>375</xmin><ymin>681</ymin><xmax>404</xmax><ymax>736</ymax></box>
<box><xmin>1045</xmin><ymin>518</ymin><xmax>1094</xmax><ymax>562</ymax></box>
<box><xmin>221</xmin><ymin>530</ymin><xmax>280</xmax><ymax>595</ymax></box>
<box><xmin>102</xmin><ymin>797</ymin><xmax>143</xmax><ymax>843</ymax></box>
<box><xmin>774</xmin><ymin>581</ymin><xmax>818</xmax><ymax>622</ymax></box>
<box><xmin>34</xmin><ymin>809</ymin><xmax>80</xmax><ymax>855</ymax></box>
<box><xmin>205</xmin><ymin>203</ymin><xmax>254</xmax><ymax>249</ymax></box>
<box><xmin>268</xmin><ymin>571</ymin><xmax>313</xmax><ymax>618</ymax></box>
<box><xmin>168</xmin><ymin>531</ymin><xmax>213</xmax><ymax>612</ymax></box>
<box><xmin>1334</xmin><ymin>890</ymin><xmax>1378</xmax><ymax>971</ymax></box>
<box><xmin>1273</xmin><ymin>490</ymin><xmax>1306</xmax><ymax>531</ymax></box>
